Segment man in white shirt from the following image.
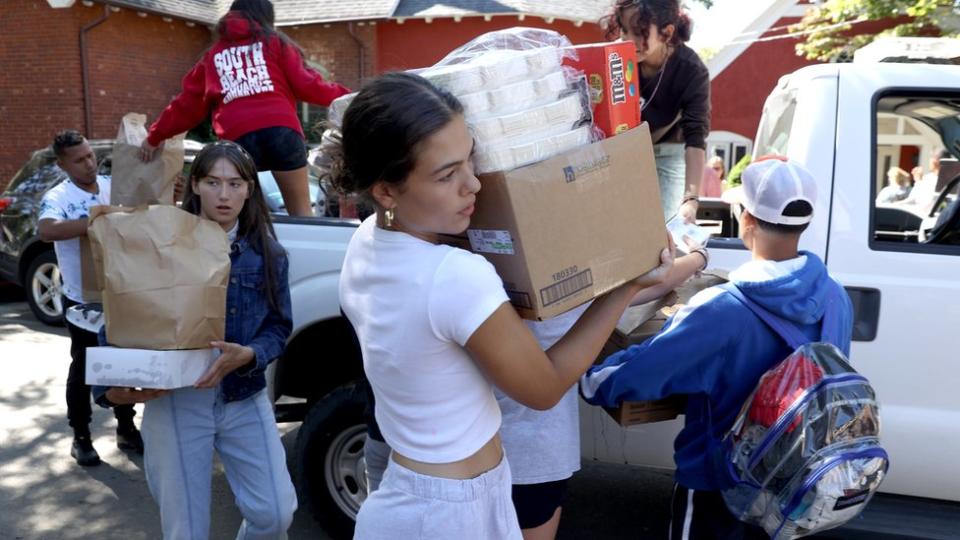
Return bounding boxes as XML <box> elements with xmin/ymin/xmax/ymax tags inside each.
<box><xmin>898</xmin><ymin>149</ymin><xmax>950</xmax><ymax>215</ymax></box>
<box><xmin>38</xmin><ymin>130</ymin><xmax>142</xmax><ymax>466</ymax></box>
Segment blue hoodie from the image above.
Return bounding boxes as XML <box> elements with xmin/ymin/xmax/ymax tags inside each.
<box><xmin>580</xmin><ymin>252</ymin><xmax>853</xmax><ymax>491</ymax></box>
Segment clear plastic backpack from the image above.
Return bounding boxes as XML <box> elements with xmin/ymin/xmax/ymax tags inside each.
<box><xmin>720</xmin><ymin>284</ymin><xmax>889</xmax><ymax>540</ymax></box>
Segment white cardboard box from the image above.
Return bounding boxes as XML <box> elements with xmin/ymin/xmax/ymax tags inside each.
<box><xmin>86</xmin><ymin>347</ymin><xmax>217</xmax><ymax>389</ymax></box>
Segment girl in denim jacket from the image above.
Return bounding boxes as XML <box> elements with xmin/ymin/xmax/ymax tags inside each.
<box><xmin>97</xmin><ymin>141</ymin><xmax>296</xmax><ymax>539</ymax></box>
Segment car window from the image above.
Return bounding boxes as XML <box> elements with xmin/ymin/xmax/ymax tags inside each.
<box><xmin>6</xmin><ymin>153</ymin><xmax>64</xmax><ymax>196</ymax></box>
<box><xmin>257</xmin><ymin>171</ymin><xmax>324</xmax><ymax>215</ymax></box>
<box><xmin>870</xmin><ymin>92</ymin><xmax>960</xmax><ymax>254</ymax></box>
<box><xmin>754</xmin><ymin>87</ymin><xmax>797</xmax><ymax>157</ymax></box>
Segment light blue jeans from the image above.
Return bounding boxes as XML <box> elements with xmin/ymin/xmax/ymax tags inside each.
<box><xmin>141</xmin><ymin>388</ymin><xmax>297</xmax><ymax>540</ymax></box>
<box><xmin>654</xmin><ymin>142</ymin><xmax>687</xmax><ymax>222</ymax></box>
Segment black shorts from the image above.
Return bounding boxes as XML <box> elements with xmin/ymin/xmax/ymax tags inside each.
<box><xmin>511</xmin><ymin>479</ymin><xmax>569</xmax><ymax>529</ymax></box>
<box><xmin>233</xmin><ymin>126</ymin><xmax>307</xmax><ymax>172</ymax></box>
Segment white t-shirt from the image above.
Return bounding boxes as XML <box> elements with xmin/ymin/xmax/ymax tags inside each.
<box><xmin>495</xmin><ymin>302</ymin><xmax>590</xmax><ymax>484</ymax></box>
<box><xmin>38</xmin><ymin>176</ymin><xmax>111</xmax><ymax>303</ymax></box>
<box><xmin>339</xmin><ymin>216</ymin><xmax>509</xmax><ymax>464</ymax></box>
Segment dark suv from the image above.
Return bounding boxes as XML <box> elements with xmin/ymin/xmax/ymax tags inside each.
<box><xmin>0</xmin><ymin>140</ymin><xmax>114</xmax><ymax>325</ymax></box>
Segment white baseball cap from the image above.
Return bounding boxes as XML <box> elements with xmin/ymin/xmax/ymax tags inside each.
<box><xmin>721</xmin><ymin>156</ymin><xmax>817</xmax><ymax>226</ymax></box>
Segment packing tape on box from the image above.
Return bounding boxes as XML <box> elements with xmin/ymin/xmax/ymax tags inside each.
<box><xmin>583</xmin><ymin>249</ymin><xmax>632</xmax><ymax>298</ymax></box>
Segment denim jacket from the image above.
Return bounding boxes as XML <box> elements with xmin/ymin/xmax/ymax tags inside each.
<box><xmin>217</xmin><ymin>234</ymin><xmax>292</xmax><ymax>402</ymax></box>
<box><xmin>94</xmin><ymin>233</ymin><xmax>292</xmax><ymax>405</ymax></box>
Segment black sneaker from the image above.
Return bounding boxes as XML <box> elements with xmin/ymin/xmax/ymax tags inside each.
<box><xmin>71</xmin><ymin>436</ymin><xmax>101</xmax><ymax>467</ymax></box>
<box><xmin>116</xmin><ymin>426</ymin><xmax>144</xmax><ymax>454</ymax></box>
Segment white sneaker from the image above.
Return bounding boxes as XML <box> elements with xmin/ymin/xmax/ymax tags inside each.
<box><xmin>66</xmin><ymin>303</ymin><xmax>104</xmax><ymax>333</ymax></box>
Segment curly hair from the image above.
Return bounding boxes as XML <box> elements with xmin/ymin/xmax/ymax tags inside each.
<box><xmin>602</xmin><ymin>0</ymin><xmax>693</xmax><ymax>46</ymax></box>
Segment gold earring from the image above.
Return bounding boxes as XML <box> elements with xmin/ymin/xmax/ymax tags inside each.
<box><xmin>384</xmin><ymin>207</ymin><xmax>395</xmax><ymax>229</ymax></box>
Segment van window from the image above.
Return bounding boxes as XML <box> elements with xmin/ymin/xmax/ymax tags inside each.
<box><xmin>870</xmin><ymin>93</ymin><xmax>960</xmax><ymax>254</ymax></box>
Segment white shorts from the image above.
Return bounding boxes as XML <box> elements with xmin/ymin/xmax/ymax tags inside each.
<box><xmin>354</xmin><ymin>454</ymin><xmax>522</xmax><ymax>540</ymax></box>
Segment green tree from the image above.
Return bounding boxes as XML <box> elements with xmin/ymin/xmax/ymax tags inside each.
<box><xmin>791</xmin><ymin>0</ymin><xmax>957</xmax><ymax>62</ymax></box>
<box><xmin>726</xmin><ymin>154</ymin><xmax>752</xmax><ymax>188</ymax></box>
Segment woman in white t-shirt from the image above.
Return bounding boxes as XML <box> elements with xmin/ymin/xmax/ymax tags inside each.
<box><xmin>334</xmin><ymin>72</ymin><xmax>673</xmax><ymax>540</ymax></box>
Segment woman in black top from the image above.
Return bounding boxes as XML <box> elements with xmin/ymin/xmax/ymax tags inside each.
<box><xmin>605</xmin><ymin>0</ymin><xmax>711</xmax><ymax>223</ymax></box>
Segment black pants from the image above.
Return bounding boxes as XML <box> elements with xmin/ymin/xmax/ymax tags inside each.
<box><xmin>670</xmin><ymin>484</ymin><xmax>769</xmax><ymax>540</ymax></box>
<box><xmin>64</xmin><ymin>298</ymin><xmax>135</xmax><ymax>436</ymax></box>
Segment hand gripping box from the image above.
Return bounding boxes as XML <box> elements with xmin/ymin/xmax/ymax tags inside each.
<box><xmin>563</xmin><ymin>42</ymin><xmax>641</xmax><ymax>137</ymax></box>
<box><xmin>466</xmin><ymin>124</ymin><xmax>666</xmax><ymax>320</ymax></box>
<box><xmin>596</xmin><ymin>273</ymin><xmax>727</xmax><ymax>425</ymax></box>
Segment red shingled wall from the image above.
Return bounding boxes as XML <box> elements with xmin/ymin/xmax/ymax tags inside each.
<box><xmin>0</xmin><ymin>1</ymin><xmax>210</xmax><ymax>189</ymax></box>
<box><xmin>376</xmin><ymin>16</ymin><xmax>607</xmax><ymax>72</ymax></box>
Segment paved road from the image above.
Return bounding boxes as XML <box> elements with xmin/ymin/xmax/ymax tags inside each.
<box><xmin>0</xmin><ymin>283</ymin><xmax>679</xmax><ymax>540</ymax></box>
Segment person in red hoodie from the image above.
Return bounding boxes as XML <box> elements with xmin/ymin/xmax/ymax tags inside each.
<box><xmin>139</xmin><ymin>0</ymin><xmax>350</xmax><ymax>216</ymax></box>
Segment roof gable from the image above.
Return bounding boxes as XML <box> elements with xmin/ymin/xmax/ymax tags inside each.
<box><xmin>90</xmin><ymin>0</ymin><xmax>606</xmax><ymax>26</ymax></box>
<box><xmin>101</xmin><ymin>0</ymin><xmax>228</xmax><ymax>24</ymax></box>
<box><xmin>275</xmin><ymin>0</ymin><xmax>400</xmax><ymax>25</ymax></box>
<box><xmin>393</xmin><ymin>0</ymin><xmax>611</xmax><ymax>23</ymax></box>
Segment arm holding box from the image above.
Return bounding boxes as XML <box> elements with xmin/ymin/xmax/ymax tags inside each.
<box><xmin>467</xmin><ymin>247</ymin><xmax>673</xmax><ymax>411</ymax></box>
<box><xmin>197</xmin><ymin>246</ymin><xmax>293</xmax><ymax>387</ymax></box>
<box><xmin>579</xmin><ymin>292</ymin><xmax>729</xmax><ymax>408</ymax></box>
<box><xmin>630</xmin><ymin>250</ymin><xmax>708</xmax><ymax>307</ymax></box>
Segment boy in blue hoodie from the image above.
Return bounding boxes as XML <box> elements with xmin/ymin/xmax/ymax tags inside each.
<box><xmin>580</xmin><ymin>156</ymin><xmax>853</xmax><ymax>540</ymax></box>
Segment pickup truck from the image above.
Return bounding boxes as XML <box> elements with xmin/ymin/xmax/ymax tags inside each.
<box><xmin>270</xmin><ymin>61</ymin><xmax>960</xmax><ymax>538</ymax></box>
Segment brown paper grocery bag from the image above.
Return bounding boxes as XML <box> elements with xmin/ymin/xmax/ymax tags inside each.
<box><xmin>79</xmin><ymin>236</ymin><xmax>102</xmax><ymax>303</ymax></box>
<box><xmin>111</xmin><ymin>113</ymin><xmax>183</xmax><ymax>206</ymax></box>
<box><xmin>87</xmin><ymin>205</ymin><xmax>230</xmax><ymax>349</ymax></box>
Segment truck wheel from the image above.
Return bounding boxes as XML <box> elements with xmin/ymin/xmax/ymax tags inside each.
<box><xmin>25</xmin><ymin>251</ymin><xmax>64</xmax><ymax>326</ymax></box>
<box><xmin>295</xmin><ymin>382</ymin><xmax>368</xmax><ymax>536</ymax></box>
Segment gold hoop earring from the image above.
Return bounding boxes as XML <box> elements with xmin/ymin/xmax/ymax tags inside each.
<box><xmin>384</xmin><ymin>207</ymin><xmax>395</xmax><ymax>229</ymax></box>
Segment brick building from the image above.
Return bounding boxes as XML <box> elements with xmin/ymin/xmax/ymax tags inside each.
<box><xmin>0</xmin><ymin>0</ymin><xmax>611</xmax><ymax>189</ymax></box>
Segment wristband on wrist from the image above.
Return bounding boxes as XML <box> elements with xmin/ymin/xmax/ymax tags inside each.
<box><xmin>692</xmin><ymin>247</ymin><xmax>709</xmax><ymax>270</ymax></box>
<box><xmin>681</xmin><ymin>196</ymin><xmax>699</xmax><ymax>206</ymax></box>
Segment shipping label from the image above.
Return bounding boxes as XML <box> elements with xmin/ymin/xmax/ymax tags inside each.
<box><xmin>467</xmin><ymin>229</ymin><xmax>515</xmax><ymax>255</ymax></box>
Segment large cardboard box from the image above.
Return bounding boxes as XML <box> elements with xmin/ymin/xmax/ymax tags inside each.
<box><xmin>466</xmin><ymin>124</ymin><xmax>666</xmax><ymax>320</ymax></box>
<box><xmin>86</xmin><ymin>346</ymin><xmax>217</xmax><ymax>389</ymax></box>
<box><xmin>564</xmin><ymin>42</ymin><xmax>641</xmax><ymax>137</ymax></box>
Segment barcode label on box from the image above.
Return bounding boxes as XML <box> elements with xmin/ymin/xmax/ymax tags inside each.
<box><xmin>467</xmin><ymin>229</ymin><xmax>515</xmax><ymax>255</ymax></box>
<box><xmin>540</xmin><ymin>268</ymin><xmax>593</xmax><ymax>307</ymax></box>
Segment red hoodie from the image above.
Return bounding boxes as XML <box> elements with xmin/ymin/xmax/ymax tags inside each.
<box><xmin>147</xmin><ymin>13</ymin><xmax>350</xmax><ymax>146</ymax></box>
